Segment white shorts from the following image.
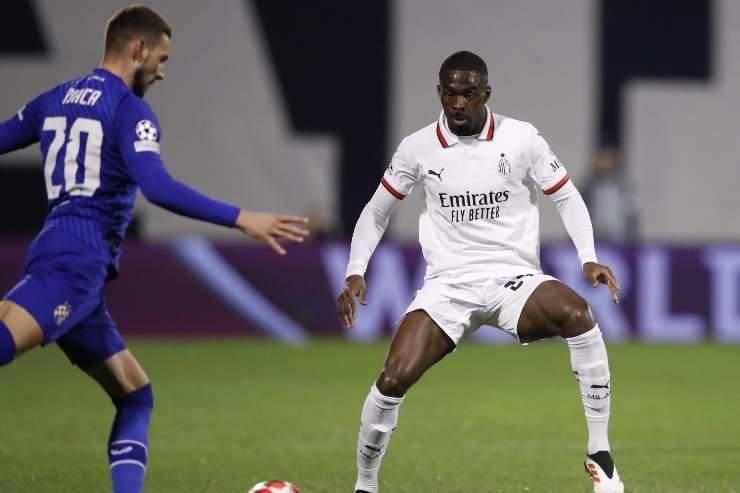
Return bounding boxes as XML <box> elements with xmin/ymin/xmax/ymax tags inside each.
<box><xmin>404</xmin><ymin>272</ymin><xmax>558</xmax><ymax>345</ymax></box>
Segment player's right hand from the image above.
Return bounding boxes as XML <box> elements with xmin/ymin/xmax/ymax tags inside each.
<box><xmin>337</xmin><ymin>275</ymin><xmax>367</xmax><ymax>328</ymax></box>
<box><xmin>235</xmin><ymin>210</ymin><xmax>309</xmax><ymax>255</ymax></box>
<box><xmin>583</xmin><ymin>261</ymin><xmax>621</xmax><ymax>304</ymax></box>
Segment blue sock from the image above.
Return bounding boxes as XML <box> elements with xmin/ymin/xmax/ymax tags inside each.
<box><xmin>108</xmin><ymin>384</ymin><xmax>154</xmax><ymax>493</ymax></box>
<box><xmin>0</xmin><ymin>321</ymin><xmax>17</xmax><ymax>366</ymax></box>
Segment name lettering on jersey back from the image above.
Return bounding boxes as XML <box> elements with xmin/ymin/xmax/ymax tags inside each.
<box><xmin>439</xmin><ymin>190</ymin><xmax>510</xmax><ymax>224</ymax></box>
<box><xmin>62</xmin><ymin>88</ymin><xmax>102</xmax><ymax>107</ymax></box>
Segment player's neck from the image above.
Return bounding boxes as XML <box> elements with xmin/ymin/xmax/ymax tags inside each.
<box><xmin>100</xmin><ymin>58</ymin><xmax>135</xmax><ymax>91</ymax></box>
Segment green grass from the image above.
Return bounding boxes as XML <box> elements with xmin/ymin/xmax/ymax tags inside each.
<box><xmin>1</xmin><ymin>340</ymin><xmax>739</xmax><ymax>492</ymax></box>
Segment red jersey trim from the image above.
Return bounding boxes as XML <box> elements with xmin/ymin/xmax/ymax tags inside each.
<box><xmin>381</xmin><ymin>177</ymin><xmax>405</xmax><ymax>200</ymax></box>
<box><xmin>486</xmin><ymin>112</ymin><xmax>495</xmax><ymax>140</ymax></box>
<box><xmin>543</xmin><ymin>174</ymin><xmax>570</xmax><ymax>195</ymax></box>
<box><xmin>436</xmin><ymin>123</ymin><xmax>449</xmax><ymax>148</ymax></box>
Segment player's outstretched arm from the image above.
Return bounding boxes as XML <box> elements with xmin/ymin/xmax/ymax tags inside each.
<box><xmin>338</xmin><ymin>183</ymin><xmax>401</xmax><ymax>327</ymax></box>
<box><xmin>235</xmin><ymin>210</ymin><xmax>309</xmax><ymax>256</ymax></box>
<box><xmin>132</xmin><ymin>157</ymin><xmax>308</xmax><ymax>255</ymax></box>
<box><xmin>118</xmin><ymin>96</ymin><xmax>308</xmax><ymax>254</ymax></box>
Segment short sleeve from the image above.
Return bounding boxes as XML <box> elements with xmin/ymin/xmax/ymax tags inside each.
<box><xmin>115</xmin><ymin>94</ymin><xmax>163</xmax><ymax>168</ymax></box>
<box><xmin>380</xmin><ymin>138</ymin><xmax>419</xmax><ymax>200</ymax></box>
<box><xmin>528</xmin><ymin>124</ymin><xmax>569</xmax><ymax>195</ymax></box>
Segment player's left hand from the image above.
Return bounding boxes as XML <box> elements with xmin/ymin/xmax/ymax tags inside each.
<box><xmin>583</xmin><ymin>262</ymin><xmax>621</xmax><ymax>304</ymax></box>
<box><xmin>236</xmin><ymin>210</ymin><xmax>309</xmax><ymax>255</ymax></box>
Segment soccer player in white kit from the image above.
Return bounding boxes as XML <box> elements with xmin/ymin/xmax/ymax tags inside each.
<box><xmin>337</xmin><ymin>51</ymin><xmax>624</xmax><ymax>493</ymax></box>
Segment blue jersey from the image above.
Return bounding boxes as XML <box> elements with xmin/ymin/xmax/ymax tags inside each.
<box><xmin>0</xmin><ymin>68</ymin><xmax>240</xmax><ymax>277</ymax></box>
<box><xmin>29</xmin><ymin>68</ymin><xmax>155</xmax><ymax>267</ymax></box>
<box><xmin>1</xmin><ymin>68</ymin><xmax>240</xmax><ymax>365</ymax></box>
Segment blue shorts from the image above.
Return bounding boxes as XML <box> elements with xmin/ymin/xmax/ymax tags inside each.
<box><xmin>4</xmin><ymin>226</ymin><xmax>126</xmax><ymax>369</ymax></box>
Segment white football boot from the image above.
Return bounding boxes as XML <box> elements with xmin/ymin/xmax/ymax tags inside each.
<box><xmin>584</xmin><ymin>451</ymin><xmax>624</xmax><ymax>493</ymax></box>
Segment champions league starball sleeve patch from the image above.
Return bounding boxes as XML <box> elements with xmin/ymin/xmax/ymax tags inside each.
<box><xmin>134</xmin><ymin>119</ymin><xmax>161</xmax><ymax>153</ymax></box>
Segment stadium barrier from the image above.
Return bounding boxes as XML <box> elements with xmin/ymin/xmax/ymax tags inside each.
<box><xmin>1</xmin><ymin>239</ymin><xmax>738</xmax><ymax>343</ymax></box>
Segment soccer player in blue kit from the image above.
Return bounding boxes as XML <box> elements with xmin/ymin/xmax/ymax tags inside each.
<box><xmin>0</xmin><ymin>6</ymin><xmax>308</xmax><ymax>492</ymax></box>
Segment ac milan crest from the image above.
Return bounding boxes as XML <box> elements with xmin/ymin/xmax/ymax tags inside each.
<box><xmin>498</xmin><ymin>153</ymin><xmax>511</xmax><ymax>177</ymax></box>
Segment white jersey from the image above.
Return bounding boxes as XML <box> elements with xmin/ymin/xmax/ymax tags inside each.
<box><xmin>381</xmin><ymin>108</ymin><xmax>570</xmax><ymax>280</ymax></box>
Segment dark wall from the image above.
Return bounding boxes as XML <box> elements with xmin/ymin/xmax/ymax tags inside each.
<box><xmin>598</xmin><ymin>0</ymin><xmax>712</xmax><ymax>146</ymax></box>
<box><xmin>252</xmin><ymin>0</ymin><xmax>391</xmax><ymax>234</ymax></box>
<box><xmin>0</xmin><ymin>1</ymin><xmax>49</xmax><ymax>234</ymax></box>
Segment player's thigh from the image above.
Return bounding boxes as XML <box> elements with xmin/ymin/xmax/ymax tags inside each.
<box><xmin>84</xmin><ymin>349</ymin><xmax>150</xmax><ymax>399</ymax></box>
<box><xmin>0</xmin><ymin>300</ymin><xmax>43</xmax><ymax>354</ymax></box>
<box><xmin>382</xmin><ymin>310</ymin><xmax>455</xmax><ymax>384</ymax></box>
<box><xmin>4</xmin><ymin>233</ymin><xmax>109</xmax><ymax>351</ymax></box>
<box><xmin>56</xmin><ymin>301</ymin><xmax>147</xmax><ymax>398</ymax></box>
<box><xmin>517</xmin><ymin>279</ymin><xmax>594</xmax><ymax>342</ymax></box>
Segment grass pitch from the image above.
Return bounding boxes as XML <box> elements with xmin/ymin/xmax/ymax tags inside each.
<box><xmin>1</xmin><ymin>339</ymin><xmax>738</xmax><ymax>492</ymax></box>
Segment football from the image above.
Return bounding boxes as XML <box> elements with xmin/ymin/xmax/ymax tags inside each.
<box><xmin>247</xmin><ymin>480</ymin><xmax>302</xmax><ymax>493</ymax></box>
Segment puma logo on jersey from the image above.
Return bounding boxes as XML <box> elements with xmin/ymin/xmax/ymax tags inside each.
<box><xmin>428</xmin><ymin>168</ymin><xmax>444</xmax><ymax>181</ymax></box>
<box><xmin>110</xmin><ymin>446</ymin><xmax>133</xmax><ymax>456</ymax></box>
<box><xmin>590</xmin><ymin>381</ymin><xmax>610</xmax><ymax>390</ymax></box>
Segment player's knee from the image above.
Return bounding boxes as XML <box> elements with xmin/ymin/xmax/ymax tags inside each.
<box><xmin>377</xmin><ymin>364</ymin><xmax>416</xmax><ymax>398</ymax></box>
<box><xmin>558</xmin><ymin>298</ymin><xmax>594</xmax><ymax>338</ymax></box>
<box><xmin>0</xmin><ymin>321</ymin><xmax>17</xmax><ymax>366</ymax></box>
<box><xmin>376</xmin><ymin>372</ymin><xmax>407</xmax><ymax>398</ymax></box>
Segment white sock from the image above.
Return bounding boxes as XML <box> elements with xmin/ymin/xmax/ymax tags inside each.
<box><xmin>355</xmin><ymin>384</ymin><xmax>404</xmax><ymax>493</ymax></box>
<box><xmin>567</xmin><ymin>325</ymin><xmax>611</xmax><ymax>455</ymax></box>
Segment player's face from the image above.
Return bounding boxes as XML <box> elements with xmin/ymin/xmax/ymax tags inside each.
<box><xmin>437</xmin><ymin>70</ymin><xmax>491</xmax><ymax>136</ymax></box>
<box><xmin>133</xmin><ymin>34</ymin><xmax>170</xmax><ymax>97</ymax></box>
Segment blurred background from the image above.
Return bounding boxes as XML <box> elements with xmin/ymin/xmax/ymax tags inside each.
<box><xmin>1</xmin><ymin>0</ymin><xmax>738</xmax><ymax>344</ymax></box>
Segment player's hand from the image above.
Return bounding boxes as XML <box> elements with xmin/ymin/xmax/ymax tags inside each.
<box><xmin>337</xmin><ymin>275</ymin><xmax>367</xmax><ymax>328</ymax></box>
<box><xmin>583</xmin><ymin>262</ymin><xmax>621</xmax><ymax>304</ymax></box>
<box><xmin>235</xmin><ymin>210</ymin><xmax>309</xmax><ymax>255</ymax></box>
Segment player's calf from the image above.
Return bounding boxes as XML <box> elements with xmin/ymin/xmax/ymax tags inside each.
<box><xmin>355</xmin><ymin>384</ymin><xmax>404</xmax><ymax>493</ymax></box>
<box><xmin>568</xmin><ymin>326</ymin><xmax>623</xmax><ymax>492</ymax></box>
<box><xmin>568</xmin><ymin>326</ymin><xmax>611</xmax><ymax>453</ymax></box>
<box><xmin>108</xmin><ymin>384</ymin><xmax>154</xmax><ymax>493</ymax></box>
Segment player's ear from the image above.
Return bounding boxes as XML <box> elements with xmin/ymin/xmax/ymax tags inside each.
<box><xmin>131</xmin><ymin>39</ymin><xmax>147</xmax><ymax>63</ymax></box>
<box><xmin>436</xmin><ymin>83</ymin><xmax>442</xmax><ymax>98</ymax></box>
<box><xmin>484</xmin><ymin>85</ymin><xmax>492</xmax><ymax>101</ymax></box>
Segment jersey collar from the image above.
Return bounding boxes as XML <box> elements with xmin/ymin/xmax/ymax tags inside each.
<box><xmin>436</xmin><ymin>106</ymin><xmax>495</xmax><ymax>148</ymax></box>
<box><xmin>92</xmin><ymin>67</ymin><xmax>128</xmax><ymax>89</ymax></box>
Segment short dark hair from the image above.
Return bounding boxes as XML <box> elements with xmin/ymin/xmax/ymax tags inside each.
<box><xmin>439</xmin><ymin>51</ymin><xmax>488</xmax><ymax>78</ymax></box>
<box><xmin>105</xmin><ymin>5</ymin><xmax>171</xmax><ymax>54</ymax></box>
